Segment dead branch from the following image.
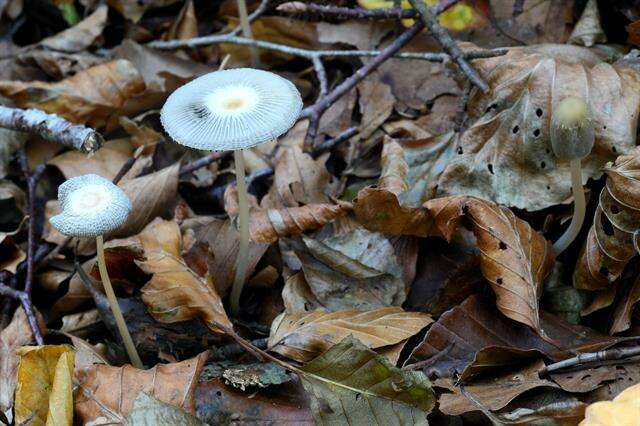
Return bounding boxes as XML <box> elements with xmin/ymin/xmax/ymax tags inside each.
<box><xmin>0</xmin><ymin>284</ymin><xmax>43</xmax><ymax>344</ymax></box>
<box><xmin>540</xmin><ymin>345</ymin><xmax>640</xmax><ymax>375</ymax></box>
<box><xmin>276</xmin><ymin>0</ymin><xmax>460</xmax><ymax>20</ymax></box>
<box><xmin>407</xmin><ymin>0</ymin><xmax>489</xmax><ymax>92</ymax></box>
<box><xmin>0</xmin><ymin>106</ymin><xmax>103</xmax><ymax>153</ymax></box>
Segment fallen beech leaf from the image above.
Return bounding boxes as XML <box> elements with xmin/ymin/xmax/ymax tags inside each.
<box><xmin>611</xmin><ymin>277</ymin><xmax>640</xmax><ymax>334</ymax></box>
<box><xmin>250</xmin><ymin>203</ymin><xmax>351</xmax><ymax>244</ymax></box>
<box><xmin>357</xmin><ymin>71</ymin><xmax>395</xmax><ymax>138</ymax></box>
<box><xmin>580</xmin><ymin>382</ymin><xmax>640</xmax><ymax>426</ymax></box>
<box><xmin>18</xmin><ymin>50</ymin><xmax>103</xmax><ymax>80</ymax></box>
<box><xmin>48</xmin><ymin>139</ymin><xmax>134</xmax><ymax>181</ymax></box>
<box><xmin>0</xmin><ymin>60</ymin><xmax>145</xmax><ymax>128</ymax></box>
<box><xmin>268</xmin><ymin>307</ymin><xmax>432</xmax><ymax>362</ymax></box>
<box><xmin>424</xmin><ymin>196</ymin><xmax>554</xmax><ymax>332</ymax></box>
<box><xmin>74</xmin><ymin>352</ymin><xmax>206</xmax><ymax>424</ymax></box>
<box><xmin>126</xmin><ymin>393</ymin><xmax>204</xmax><ymax>425</ymax></box>
<box><xmin>108</xmin><ymin>0</ymin><xmax>180</xmax><ymax>23</ymax></box>
<box><xmin>14</xmin><ymin>345</ymin><xmax>74</xmax><ymax>426</ymax></box>
<box><xmin>39</xmin><ymin>4</ymin><xmax>107</xmax><ymax>52</ymax></box>
<box><xmin>436</xmin><ymin>360</ymin><xmax>556</xmax><ymax>416</ymax></box>
<box><xmin>407</xmin><ymin>295</ymin><xmax>619</xmax><ymax>379</ymax></box>
<box><xmin>551</xmin><ymin>365</ymin><xmax>617</xmax><ymax>393</ymax></box>
<box><xmin>437</xmin><ymin>45</ymin><xmax>640</xmax><ymax>211</ymax></box>
<box><xmin>138</xmin><ymin>218</ymin><xmax>232</xmax><ymax>332</ymax></box>
<box><xmin>162</xmin><ymin>0</ymin><xmax>198</xmax><ymax>41</ymax></box>
<box><xmin>300</xmin><ymin>336</ymin><xmax>435</xmax><ymax>424</ymax></box>
<box><xmin>0</xmin><ymin>308</ymin><xmax>36</xmax><ymax>412</ymax></box>
<box><xmin>574</xmin><ymin>147</ymin><xmax>640</xmax><ymax>290</ymax></box>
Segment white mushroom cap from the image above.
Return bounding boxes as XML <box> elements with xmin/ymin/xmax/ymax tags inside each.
<box><xmin>160</xmin><ymin>68</ymin><xmax>303</xmax><ymax>151</ymax></box>
<box><xmin>50</xmin><ymin>174</ymin><xmax>132</xmax><ymax>237</ymax></box>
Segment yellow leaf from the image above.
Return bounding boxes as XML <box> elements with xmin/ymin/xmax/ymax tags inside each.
<box><xmin>580</xmin><ymin>383</ymin><xmax>640</xmax><ymax>426</ymax></box>
<box><xmin>14</xmin><ymin>345</ymin><xmax>75</xmax><ymax>426</ymax></box>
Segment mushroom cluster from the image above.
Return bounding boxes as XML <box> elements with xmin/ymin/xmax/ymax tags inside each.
<box><xmin>161</xmin><ymin>67</ymin><xmax>302</xmax><ymax>314</ymax></box>
<box><xmin>50</xmin><ymin>174</ymin><xmax>143</xmax><ymax>368</ymax></box>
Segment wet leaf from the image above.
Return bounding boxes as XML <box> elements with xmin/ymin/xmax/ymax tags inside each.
<box><xmin>14</xmin><ymin>345</ymin><xmax>74</xmax><ymax>426</ymax></box>
<box><xmin>138</xmin><ymin>218</ymin><xmax>232</xmax><ymax>332</ymax></box>
<box><xmin>127</xmin><ymin>393</ymin><xmax>204</xmax><ymax>426</ymax></box>
<box><xmin>437</xmin><ymin>45</ymin><xmax>640</xmax><ymax>211</ymax></box>
<box><xmin>300</xmin><ymin>336</ymin><xmax>435</xmax><ymax>425</ymax></box>
<box><xmin>0</xmin><ymin>308</ymin><xmax>37</xmax><ymax>412</ymax></box>
<box><xmin>268</xmin><ymin>307</ymin><xmax>432</xmax><ymax>362</ymax></box>
<box><xmin>75</xmin><ymin>352</ymin><xmax>206</xmax><ymax>424</ymax></box>
<box><xmin>0</xmin><ymin>60</ymin><xmax>145</xmax><ymax>128</ymax></box>
<box><xmin>574</xmin><ymin>147</ymin><xmax>640</xmax><ymax>290</ymax></box>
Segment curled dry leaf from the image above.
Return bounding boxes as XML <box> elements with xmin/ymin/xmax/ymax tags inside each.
<box><xmin>424</xmin><ymin>196</ymin><xmax>555</xmax><ymax>332</ymax></box>
<box><xmin>75</xmin><ymin>352</ymin><xmax>207</xmax><ymax>424</ymax></box>
<box><xmin>0</xmin><ymin>60</ymin><xmax>145</xmax><ymax>128</ymax></box>
<box><xmin>39</xmin><ymin>4</ymin><xmax>108</xmax><ymax>52</ymax></box>
<box><xmin>250</xmin><ymin>203</ymin><xmax>352</xmax><ymax>244</ymax></box>
<box><xmin>268</xmin><ymin>307</ymin><xmax>432</xmax><ymax>362</ymax></box>
<box><xmin>138</xmin><ymin>218</ymin><xmax>232</xmax><ymax>332</ymax></box>
<box><xmin>0</xmin><ymin>307</ymin><xmax>36</xmax><ymax>412</ymax></box>
<box><xmin>300</xmin><ymin>336</ymin><xmax>435</xmax><ymax>425</ymax></box>
<box><xmin>574</xmin><ymin>147</ymin><xmax>640</xmax><ymax>291</ymax></box>
<box><xmin>610</xmin><ymin>277</ymin><xmax>640</xmax><ymax>334</ymax></box>
<box><xmin>437</xmin><ymin>45</ymin><xmax>640</xmax><ymax>211</ymax></box>
<box><xmin>14</xmin><ymin>345</ymin><xmax>75</xmax><ymax>426</ymax></box>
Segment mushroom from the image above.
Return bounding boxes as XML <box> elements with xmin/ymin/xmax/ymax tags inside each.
<box><xmin>50</xmin><ymin>174</ymin><xmax>143</xmax><ymax>368</ymax></box>
<box><xmin>550</xmin><ymin>96</ymin><xmax>595</xmax><ymax>254</ymax></box>
<box><xmin>161</xmin><ymin>68</ymin><xmax>302</xmax><ymax>314</ymax></box>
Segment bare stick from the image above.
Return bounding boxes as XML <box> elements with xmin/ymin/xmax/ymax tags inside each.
<box><xmin>276</xmin><ymin>0</ymin><xmax>460</xmax><ymax>19</ymax></box>
<box><xmin>0</xmin><ymin>106</ymin><xmax>103</xmax><ymax>153</ymax></box>
<box><xmin>407</xmin><ymin>0</ymin><xmax>489</xmax><ymax>92</ymax></box>
<box><xmin>96</xmin><ymin>235</ymin><xmax>143</xmax><ymax>368</ymax></box>
<box><xmin>540</xmin><ymin>345</ymin><xmax>640</xmax><ymax>375</ymax></box>
<box><xmin>311</xmin><ymin>126</ymin><xmax>358</xmax><ymax>156</ymax></box>
<box><xmin>0</xmin><ymin>283</ymin><xmax>43</xmax><ymax>344</ymax></box>
<box><xmin>179</xmin><ymin>151</ymin><xmax>231</xmax><ymax>175</ymax></box>
<box><xmin>454</xmin><ymin>78</ymin><xmax>472</xmax><ymax>133</ymax></box>
<box><xmin>230</xmin><ymin>150</ymin><xmax>250</xmax><ymax>315</ymax></box>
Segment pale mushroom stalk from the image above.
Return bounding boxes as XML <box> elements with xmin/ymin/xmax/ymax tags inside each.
<box><xmin>96</xmin><ymin>235</ymin><xmax>144</xmax><ymax>368</ymax></box>
<box><xmin>550</xmin><ymin>96</ymin><xmax>595</xmax><ymax>255</ymax></box>
<box><xmin>553</xmin><ymin>159</ymin><xmax>586</xmax><ymax>254</ymax></box>
<box><xmin>236</xmin><ymin>0</ymin><xmax>260</xmax><ymax>67</ymax></box>
<box><xmin>230</xmin><ymin>149</ymin><xmax>250</xmax><ymax>314</ymax></box>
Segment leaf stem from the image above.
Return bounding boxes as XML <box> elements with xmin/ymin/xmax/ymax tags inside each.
<box><xmin>96</xmin><ymin>235</ymin><xmax>143</xmax><ymax>368</ymax></box>
<box><xmin>230</xmin><ymin>150</ymin><xmax>250</xmax><ymax>315</ymax></box>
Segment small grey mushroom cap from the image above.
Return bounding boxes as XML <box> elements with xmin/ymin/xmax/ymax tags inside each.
<box><xmin>160</xmin><ymin>68</ymin><xmax>303</xmax><ymax>151</ymax></box>
<box><xmin>550</xmin><ymin>96</ymin><xmax>595</xmax><ymax>161</ymax></box>
<box><xmin>49</xmin><ymin>174</ymin><xmax>132</xmax><ymax>237</ymax></box>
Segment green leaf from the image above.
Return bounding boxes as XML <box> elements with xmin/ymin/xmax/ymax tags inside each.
<box><xmin>299</xmin><ymin>337</ymin><xmax>434</xmax><ymax>425</ymax></box>
<box><xmin>126</xmin><ymin>393</ymin><xmax>204</xmax><ymax>426</ymax></box>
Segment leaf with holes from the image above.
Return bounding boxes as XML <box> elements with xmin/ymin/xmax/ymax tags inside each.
<box><xmin>437</xmin><ymin>45</ymin><xmax>640</xmax><ymax>211</ymax></box>
<box><xmin>574</xmin><ymin>147</ymin><xmax>640</xmax><ymax>292</ymax></box>
<box><xmin>268</xmin><ymin>308</ymin><xmax>432</xmax><ymax>362</ymax></box>
<box><xmin>299</xmin><ymin>336</ymin><xmax>435</xmax><ymax>425</ymax></box>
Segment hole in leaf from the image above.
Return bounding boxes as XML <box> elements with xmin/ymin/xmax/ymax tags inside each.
<box><xmin>457</xmin><ymin>146</ymin><xmax>463</xmax><ymax>155</ymax></box>
<box><xmin>486</xmin><ymin>103</ymin><xmax>498</xmax><ymax>113</ymax></box>
<box><xmin>612</xmin><ymin>146</ymin><xmax>617</xmax><ymax>153</ymax></box>
<box><xmin>600</xmin><ymin>213</ymin><xmax>614</xmax><ymax>236</ymax></box>
<box><xmin>499</xmin><ymin>241</ymin><xmax>507</xmax><ymax>250</ymax></box>
<box><xmin>599</xmin><ymin>266</ymin><xmax>609</xmax><ymax>277</ymax></box>
<box><xmin>536</xmin><ymin>108</ymin><xmax>543</xmax><ymax>117</ymax></box>
<box><xmin>604</xmin><ymin>125</ymin><xmax>607</xmax><ymax>130</ymax></box>
<box><xmin>540</xmin><ymin>161</ymin><xmax>546</xmax><ymax>169</ymax></box>
<box><xmin>488</xmin><ymin>163</ymin><xmax>494</xmax><ymax>174</ymax></box>
<box><xmin>582</xmin><ymin>374</ymin><xmax>592</xmax><ymax>380</ymax></box>
<box><xmin>546</xmin><ymin>185</ymin><xmax>551</xmax><ymax>190</ymax></box>
<box><xmin>533</xmin><ymin>129</ymin><xmax>541</xmax><ymax>137</ymax></box>
<box><xmin>512</xmin><ymin>125</ymin><xmax>519</xmax><ymax>134</ymax></box>
<box><xmin>216</xmin><ymin>391</ymin><xmax>222</xmax><ymax>397</ymax></box>
<box><xmin>546</xmin><ymin>149</ymin><xmax>551</xmax><ymax>154</ymax></box>
<box><xmin>611</xmin><ymin>205</ymin><xmax>620</xmax><ymax>214</ymax></box>
<box><xmin>496</xmin><ymin>277</ymin><xmax>503</xmax><ymax>285</ymax></box>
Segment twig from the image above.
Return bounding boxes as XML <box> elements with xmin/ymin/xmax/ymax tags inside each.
<box><xmin>407</xmin><ymin>0</ymin><xmax>489</xmax><ymax>92</ymax></box>
<box><xmin>276</xmin><ymin>0</ymin><xmax>460</xmax><ymax>20</ymax></box>
<box><xmin>311</xmin><ymin>126</ymin><xmax>358</xmax><ymax>156</ymax></box>
<box><xmin>179</xmin><ymin>151</ymin><xmax>231</xmax><ymax>175</ymax></box>
<box><xmin>0</xmin><ymin>284</ymin><xmax>43</xmax><ymax>344</ymax></box>
<box><xmin>0</xmin><ymin>106</ymin><xmax>103</xmax><ymax>153</ymax></box>
<box><xmin>540</xmin><ymin>345</ymin><xmax>640</xmax><ymax>375</ymax></box>
<box><xmin>454</xmin><ymin>78</ymin><xmax>472</xmax><ymax>133</ymax></box>
<box><xmin>229</xmin><ymin>0</ymin><xmax>270</xmax><ymax>36</ymax></box>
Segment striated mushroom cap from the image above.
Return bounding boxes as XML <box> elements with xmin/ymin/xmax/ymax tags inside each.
<box><xmin>160</xmin><ymin>68</ymin><xmax>303</xmax><ymax>151</ymax></box>
<box><xmin>50</xmin><ymin>174</ymin><xmax>132</xmax><ymax>237</ymax></box>
<box><xmin>551</xmin><ymin>96</ymin><xmax>595</xmax><ymax>161</ymax></box>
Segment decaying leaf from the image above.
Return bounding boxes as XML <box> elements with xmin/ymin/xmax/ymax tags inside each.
<box><xmin>437</xmin><ymin>45</ymin><xmax>640</xmax><ymax>211</ymax></box>
<box><xmin>268</xmin><ymin>307</ymin><xmax>432</xmax><ymax>362</ymax></box>
<box><xmin>48</xmin><ymin>139</ymin><xmax>134</xmax><ymax>181</ymax></box>
<box><xmin>574</xmin><ymin>147</ymin><xmax>640</xmax><ymax>291</ymax></box>
<box><xmin>0</xmin><ymin>307</ymin><xmax>36</xmax><ymax>412</ymax></box>
<box><xmin>14</xmin><ymin>345</ymin><xmax>75</xmax><ymax>426</ymax></box>
<box><xmin>611</xmin><ymin>277</ymin><xmax>640</xmax><ymax>334</ymax></box>
<box><xmin>75</xmin><ymin>352</ymin><xmax>207</xmax><ymax>424</ymax></box>
<box><xmin>39</xmin><ymin>4</ymin><xmax>108</xmax><ymax>52</ymax></box>
<box><xmin>126</xmin><ymin>393</ymin><xmax>204</xmax><ymax>426</ymax></box>
<box><xmin>0</xmin><ymin>60</ymin><xmax>145</xmax><ymax>128</ymax></box>
<box><xmin>138</xmin><ymin>218</ymin><xmax>232</xmax><ymax>332</ymax></box>
<box><xmin>299</xmin><ymin>336</ymin><xmax>435</xmax><ymax>425</ymax></box>
<box><xmin>108</xmin><ymin>0</ymin><xmax>181</xmax><ymax>23</ymax></box>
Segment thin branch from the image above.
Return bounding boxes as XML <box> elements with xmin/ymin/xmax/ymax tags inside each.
<box><xmin>229</xmin><ymin>0</ymin><xmax>271</xmax><ymax>36</ymax></box>
<box><xmin>276</xmin><ymin>0</ymin><xmax>460</xmax><ymax>19</ymax></box>
<box><xmin>540</xmin><ymin>345</ymin><xmax>640</xmax><ymax>375</ymax></box>
<box><xmin>0</xmin><ymin>106</ymin><xmax>103</xmax><ymax>153</ymax></box>
<box><xmin>407</xmin><ymin>0</ymin><xmax>489</xmax><ymax>92</ymax></box>
<box><xmin>454</xmin><ymin>78</ymin><xmax>472</xmax><ymax>133</ymax></box>
<box><xmin>0</xmin><ymin>284</ymin><xmax>43</xmax><ymax>344</ymax></box>
<box><xmin>180</xmin><ymin>151</ymin><xmax>231</xmax><ymax>175</ymax></box>
<box><xmin>311</xmin><ymin>126</ymin><xmax>358</xmax><ymax>156</ymax></box>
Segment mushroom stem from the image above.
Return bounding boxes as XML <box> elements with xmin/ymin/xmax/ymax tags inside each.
<box><xmin>236</xmin><ymin>0</ymin><xmax>260</xmax><ymax>67</ymax></box>
<box><xmin>553</xmin><ymin>158</ymin><xmax>586</xmax><ymax>254</ymax></box>
<box><xmin>231</xmin><ymin>149</ymin><xmax>250</xmax><ymax>315</ymax></box>
<box><xmin>96</xmin><ymin>235</ymin><xmax>144</xmax><ymax>368</ymax></box>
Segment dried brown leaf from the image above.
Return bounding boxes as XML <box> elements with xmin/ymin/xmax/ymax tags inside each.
<box><xmin>611</xmin><ymin>277</ymin><xmax>640</xmax><ymax>334</ymax></box>
<box><xmin>108</xmin><ymin>0</ymin><xmax>180</xmax><ymax>23</ymax></box>
<box><xmin>0</xmin><ymin>308</ymin><xmax>36</xmax><ymax>412</ymax></box>
<box><xmin>48</xmin><ymin>139</ymin><xmax>134</xmax><ymax>181</ymax></box>
<box><xmin>40</xmin><ymin>4</ymin><xmax>107</xmax><ymax>52</ymax></box>
<box><xmin>0</xmin><ymin>60</ymin><xmax>145</xmax><ymax>128</ymax></box>
<box><xmin>138</xmin><ymin>218</ymin><xmax>232</xmax><ymax>332</ymax></box>
<box><xmin>268</xmin><ymin>307</ymin><xmax>432</xmax><ymax>362</ymax></box>
<box><xmin>74</xmin><ymin>352</ymin><xmax>206</xmax><ymax>424</ymax></box>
